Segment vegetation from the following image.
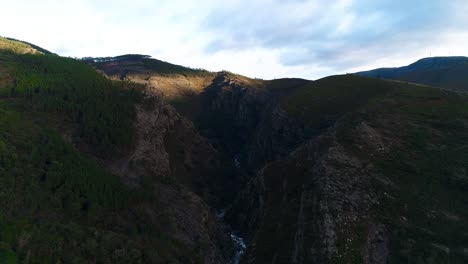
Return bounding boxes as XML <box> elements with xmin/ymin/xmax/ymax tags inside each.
<box><xmin>264</xmin><ymin>76</ymin><xmax>468</xmax><ymax>263</ymax></box>
<box><xmin>331</xmin><ymin>82</ymin><xmax>468</xmax><ymax>263</ymax></box>
<box><xmin>1</xmin><ymin>51</ymin><xmax>143</xmax><ymax>155</ymax></box>
<box><xmin>4</xmin><ymin>37</ymin><xmax>55</xmax><ymax>55</ymax></box>
<box><xmin>0</xmin><ymin>100</ymin><xmax>201</xmax><ymax>263</ymax></box>
<box><xmin>373</xmin><ymin>85</ymin><xmax>468</xmax><ymax>263</ymax></box>
<box><xmin>142</xmin><ymin>56</ymin><xmax>211</xmax><ymax>76</ymax></box>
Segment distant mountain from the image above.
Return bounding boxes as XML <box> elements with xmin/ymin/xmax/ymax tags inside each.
<box><xmin>356</xmin><ymin>56</ymin><xmax>468</xmax><ymax>92</ymax></box>
<box><xmin>82</xmin><ymin>54</ymin><xmax>211</xmax><ymax>79</ymax></box>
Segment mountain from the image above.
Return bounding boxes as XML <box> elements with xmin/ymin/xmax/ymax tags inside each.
<box><xmin>356</xmin><ymin>56</ymin><xmax>468</xmax><ymax>92</ymax></box>
<box><xmin>1</xmin><ymin>38</ymin><xmax>468</xmax><ymax>264</ymax></box>
<box><xmin>227</xmin><ymin>75</ymin><xmax>468</xmax><ymax>263</ymax></box>
<box><xmin>89</xmin><ymin>53</ymin><xmax>468</xmax><ymax>263</ymax></box>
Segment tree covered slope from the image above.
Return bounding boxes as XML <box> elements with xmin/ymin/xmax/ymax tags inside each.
<box><xmin>0</xmin><ymin>43</ymin><xmax>231</xmax><ymax>263</ymax></box>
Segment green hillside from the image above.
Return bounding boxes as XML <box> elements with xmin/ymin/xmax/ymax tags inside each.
<box><xmin>1</xmin><ymin>51</ymin><xmax>143</xmax><ymax>155</ymax></box>
<box><xmin>0</xmin><ymin>100</ymin><xmax>201</xmax><ymax>263</ymax></box>
<box><xmin>0</xmin><ymin>47</ymin><xmax>203</xmax><ymax>263</ymax></box>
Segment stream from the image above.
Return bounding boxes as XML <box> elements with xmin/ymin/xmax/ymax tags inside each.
<box><xmin>216</xmin><ymin>154</ymin><xmax>248</xmax><ymax>263</ymax></box>
<box><xmin>216</xmin><ymin>208</ymin><xmax>247</xmax><ymax>264</ymax></box>
<box><xmin>230</xmin><ymin>232</ymin><xmax>247</xmax><ymax>264</ymax></box>
<box><xmin>230</xmin><ymin>154</ymin><xmax>246</xmax><ymax>263</ymax></box>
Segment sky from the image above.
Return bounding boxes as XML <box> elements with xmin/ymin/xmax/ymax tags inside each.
<box><xmin>1</xmin><ymin>0</ymin><xmax>468</xmax><ymax>80</ymax></box>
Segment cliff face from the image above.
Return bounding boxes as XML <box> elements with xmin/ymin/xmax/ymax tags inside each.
<box><xmin>197</xmin><ymin>72</ymin><xmax>270</xmax><ymax>157</ymax></box>
<box><xmin>110</xmin><ymin>94</ymin><xmax>232</xmax><ymax>197</ymax></box>
<box><xmin>245</xmin><ymin>104</ymin><xmax>319</xmax><ymax>171</ymax></box>
<box><xmin>197</xmin><ymin>73</ymin><xmax>310</xmax><ymax>170</ymax></box>
<box><xmin>226</xmin><ymin>77</ymin><xmax>468</xmax><ymax>263</ymax></box>
<box><xmin>234</xmin><ymin>119</ymin><xmax>388</xmax><ymax>263</ymax></box>
<box><xmin>106</xmin><ymin>92</ymin><xmax>238</xmax><ymax>263</ymax></box>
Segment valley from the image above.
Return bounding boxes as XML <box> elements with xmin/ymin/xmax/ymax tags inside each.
<box><xmin>1</xmin><ymin>37</ymin><xmax>468</xmax><ymax>264</ymax></box>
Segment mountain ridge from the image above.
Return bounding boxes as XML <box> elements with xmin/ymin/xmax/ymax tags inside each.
<box><xmin>356</xmin><ymin>56</ymin><xmax>468</xmax><ymax>92</ymax></box>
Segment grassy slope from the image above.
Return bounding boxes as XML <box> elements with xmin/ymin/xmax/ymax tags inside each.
<box><xmin>277</xmin><ymin>75</ymin><xmax>468</xmax><ymax>263</ymax></box>
<box><xmin>0</xmin><ymin>49</ymin><xmax>202</xmax><ymax>263</ymax></box>
<box><xmin>3</xmin><ymin>37</ymin><xmax>55</xmax><ymax>55</ymax></box>
<box><xmin>364</xmin><ymin>85</ymin><xmax>468</xmax><ymax>263</ymax></box>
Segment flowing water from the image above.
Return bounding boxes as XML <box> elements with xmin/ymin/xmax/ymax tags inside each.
<box><xmin>230</xmin><ymin>232</ymin><xmax>247</xmax><ymax>264</ymax></box>
<box><xmin>217</xmin><ymin>154</ymin><xmax>247</xmax><ymax>263</ymax></box>
<box><xmin>216</xmin><ymin>209</ymin><xmax>247</xmax><ymax>264</ymax></box>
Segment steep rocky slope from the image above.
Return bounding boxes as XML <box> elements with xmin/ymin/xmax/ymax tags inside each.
<box><xmin>227</xmin><ymin>76</ymin><xmax>468</xmax><ymax>263</ymax></box>
<box><xmin>107</xmin><ymin>87</ymin><xmax>241</xmax><ymax>205</ymax></box>
<box><xmin>356</xmin><ymin>56</ymin><xmax>468</xmax><ymax>92</ymax></box>
<box><xmin>104</xmin><ymin>92</ymin><xmax>238</xmax><ymax>263</ymax></box>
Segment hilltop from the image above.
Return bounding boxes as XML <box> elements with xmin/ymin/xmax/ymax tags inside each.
<box><xmin>0</xmin><ymin>36</ymin><xmax>54</xmax><ymax>55</ymax></box>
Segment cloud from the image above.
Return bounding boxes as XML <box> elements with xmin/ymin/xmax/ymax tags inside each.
<box><xmin>202</xmin><ymin>0</ymin><xmax>468</xmax><ymax>73</ymax></box>
<box><xmin>1</xmin><ymin>0</ymin><xmax>467</xmax><ymax>79</ymax></box>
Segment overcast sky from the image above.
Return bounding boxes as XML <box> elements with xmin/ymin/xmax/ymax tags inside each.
<box><xmin>1</xmin><ymin>0</ymin><xmax>467</xmax><ymax>79</ymax></box>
